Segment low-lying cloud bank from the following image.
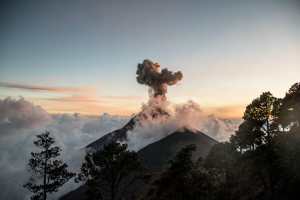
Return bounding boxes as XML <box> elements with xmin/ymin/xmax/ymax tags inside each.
<box><xmin>0</xmin><ymin>98</ymin><xmax>129</xmax><ymax>200</ymax></box>
<box><xmin>0</xmin><ymin>97</ymin><xmax>241</xmax><ymax>200</ymax></box>
<box><xmin>126</xmin><ymin>99</ymin><xmax>241</xmax><ymax>151</ymax></box>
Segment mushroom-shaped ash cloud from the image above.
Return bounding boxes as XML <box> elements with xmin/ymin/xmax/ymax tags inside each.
<box><xmin>136</xmin><ymin>59</ymin><xmax>183</xmax><ymax>99</ymax></box>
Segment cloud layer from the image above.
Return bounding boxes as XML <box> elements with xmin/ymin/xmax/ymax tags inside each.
<box><xmin>0</xmin><ymin>97</ymin><xmax>51</xmax><ymax>132</ymax></box>
<box><xmin>0</xmin><ymin>97</ymin><xmax>241</xmax><ymax>199</ymax></box>
<box><xmin>0</xmin><ymin>97</ymin><xmax>129</xmax><ymax>200</ymax></box>
<box><xmin>126</xmin><ymin>99</ymin><xmax>241</xmax><ymax>151</ymax></box>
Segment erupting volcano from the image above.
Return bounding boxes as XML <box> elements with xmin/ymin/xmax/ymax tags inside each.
<box><xmin>62</xmin><ymin>59</ymin><xmax>218</xmax><ymax>200</ymax></box>
<box><xmin>87</xmin><ymin>59</ymin><xmax>188</xmax><ymax>151</ymax></box>
<box><xmin>86</xmin><ymin>59</ymin><xmax>216</xmax><ymax>155</ymax></box>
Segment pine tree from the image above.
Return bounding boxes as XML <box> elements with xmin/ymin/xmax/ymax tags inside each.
<box><xmin>280</xmin><ymin>82</ymin><xmax>300</xmax><ymax>129</ymax></box>
<box><xmin>76</xmin><ymin>142</ymin><xmax>143</xmax><ymax>200</ymax></box>
<box><xmin>231</xmin><ymin>92</ymin><xmax>280</xmax><ymax>151</ymax></box>
<box><xmin>24</xmin><ymin>131</ymin><xmax>75</xmax><ymax>200</ymax></box>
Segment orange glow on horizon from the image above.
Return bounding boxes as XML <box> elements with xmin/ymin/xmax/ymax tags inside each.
<box><xmin>0</xmin><ymin>81</ymin><xmax>245</xmax><ymax>119</ymax></box>
<box><xmin>33</xmin><ymin>97</ymin><xmax>244</xmax><ymax>119</ymax></box>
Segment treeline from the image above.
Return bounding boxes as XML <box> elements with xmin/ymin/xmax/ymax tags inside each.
<box><xmin>150</xmin><ymin>82</ymin><xmax>300</xmax><ymax>200</ymax></box>
<box><xmin>24</xmin><ymin>82</ymin><xmax>300</xmax><ymax>200</ymax></box>
<box><xmin>204</xmin><ymin>83</ymin><xmax>300</xmax><ymax>200</ymax></box>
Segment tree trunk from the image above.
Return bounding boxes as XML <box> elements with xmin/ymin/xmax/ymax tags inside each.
<box><xmin>43</xmin><ymin>150</ymin><xmax>48</xmax><ymax>200</ymax></box>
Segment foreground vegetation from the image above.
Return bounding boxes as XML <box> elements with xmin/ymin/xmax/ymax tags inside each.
<box><xmin>25</xmin><ymin>82</ymin><xmax>300</xmax><ymax>200</ymax></box>
<box><xmin>151</xmin><ymin>82</ymin><xmax>300</xmax><ymax>200</ymax></box>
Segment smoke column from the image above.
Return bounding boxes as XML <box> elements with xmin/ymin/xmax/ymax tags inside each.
<box><xmin>136</xmin><ymin>59</ymin><xmax>183</xmax><ymax>99</ymax></box>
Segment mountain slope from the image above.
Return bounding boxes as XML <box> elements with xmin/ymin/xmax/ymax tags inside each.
<box><xmin>86</xmin><ymin>107</ymin><xmax>170</xmax><ymax>152</ymax></box>
<box><xmin>61</xmin><ymin>128</ymin><xmax>217</xmax><ymax>200</ymax></box>
<box><xmin>138</xmin><ymin>128</ymin><xmax>218</xmax><ymax>169</ymax></box>
<box><xmin>86</xmin><ymin>117</ymin><xmax>136</xmax><ymax>151</ymax></box>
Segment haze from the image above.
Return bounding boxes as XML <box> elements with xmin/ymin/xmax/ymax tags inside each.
<box><xmin>1</xmin><ymin>0</ymin><xmax>300</xmax><ymax>118</ymax></box>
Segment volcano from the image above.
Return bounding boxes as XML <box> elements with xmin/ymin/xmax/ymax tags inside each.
<box><xmin>61</xmin><ymin>60</ymin><xmax>218</xmax><ymax>200</ymax></box>
<box><xmin>86</xmin><ymin>116</ymin><xmax>136</xmax><ymax>151</ymax></box>
<box><xmin>86</xmin><ymin>106</ymin><xmax>170</xmax><ymax>152</ymax></box>
<box><xmin>86</xmin><ymin>116</ymin><xmax>217</xmax><ymax>168</ymax></box>
<box><xmin>138</xmin><ymin>128</ymin><xmax>217</xmax><ymax>169</ymax></box>
<box><xmin>86</xmin><ymin>115</ymin><xmax>218</xmax><ymax>162</ymax></box>
<box><xmin>61</xmin><ymin>125</ymin><xmax>217</xmax><ymax>200</ymax></box>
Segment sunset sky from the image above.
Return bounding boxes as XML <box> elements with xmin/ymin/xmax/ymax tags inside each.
<box><xmin>1</xmin><ymin>0</ymin><xmax>300</xmax><ymax>118</ymax></box>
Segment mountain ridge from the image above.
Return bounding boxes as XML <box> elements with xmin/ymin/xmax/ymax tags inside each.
<box><xmin>138</xmin><ymin>128</ymin><xmax>217</xmax><ymax>169</ymax></box>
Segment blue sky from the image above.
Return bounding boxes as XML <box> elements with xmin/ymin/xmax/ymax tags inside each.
<box><xmin>1</xmin><ymin>0</ymin><xmax>300</xmax><ymax>117</ymax></box>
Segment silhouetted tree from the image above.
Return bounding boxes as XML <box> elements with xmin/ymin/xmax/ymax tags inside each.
<box><xmin>76</xmin><ymin>142</ymin><xmax>143</xmax><ymax>200</ymax></box>
<box><xmin>148</xmin><ymin>144</ymin><xmax>219</xmax><ymax>200</ymax></box>
<box><xmin>231</xmin><ymin>92</ymin><xmax>280</xmax><ymax>152</ymax></box>
<box><xmin>204</xmin><ymin>84</ymin><xmax>300</xmax><ymax>200</ymax></box>
<box><xmin>24</xmin><ymin>131</ymin><xmax>75</xmax><ymax>200</ymax></box>
<box><xmin>244</xmin><ymin>92</ymin><xmax>280</xmax><ymax>144</ymax></box>
<box><xmin>280</xmin><ymin>82</ymin><xmax>300</xmax><ymax>130</ymax></box>
<box><xmin>231</xmin><ymin>120</ymin><xmax>264</xmax><ymax>151</ymax></box>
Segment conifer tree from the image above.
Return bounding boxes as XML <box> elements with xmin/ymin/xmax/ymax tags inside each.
<box><xmin>24</xmin><ymin>131</ymin><xmax>75</xmax><ymax>200</ymax></box>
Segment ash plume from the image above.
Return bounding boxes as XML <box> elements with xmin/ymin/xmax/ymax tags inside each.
<box><xmin>136</xmin><ymin>59</ymin><xmax>183</xmax><ymax>99</ymax></box>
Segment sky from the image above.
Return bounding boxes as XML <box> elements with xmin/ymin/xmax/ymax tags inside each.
<box><xmin>1</xmin><ymin>0</ymin><xmax>300</xmax><ymax>118</ymax></box>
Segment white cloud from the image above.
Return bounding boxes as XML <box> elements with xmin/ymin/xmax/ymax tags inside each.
<box><xmin>0</xmin><ymin>98</ymin><xmax>128</xmax><ymax>200</ymax></box>
<box><xmin>0</xmin><ymin>97</ymin><xmax>51</xmax><ymax>133</ymax></box>
<box><xmin>126</xmin><ymin>99</ymin><xmax>241</xmax><ymax>151</ymax></box>
<box><xmin>0</xmin><ymin>97</ymin><xmax>241</xmax><ymax>199</ymax></box>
